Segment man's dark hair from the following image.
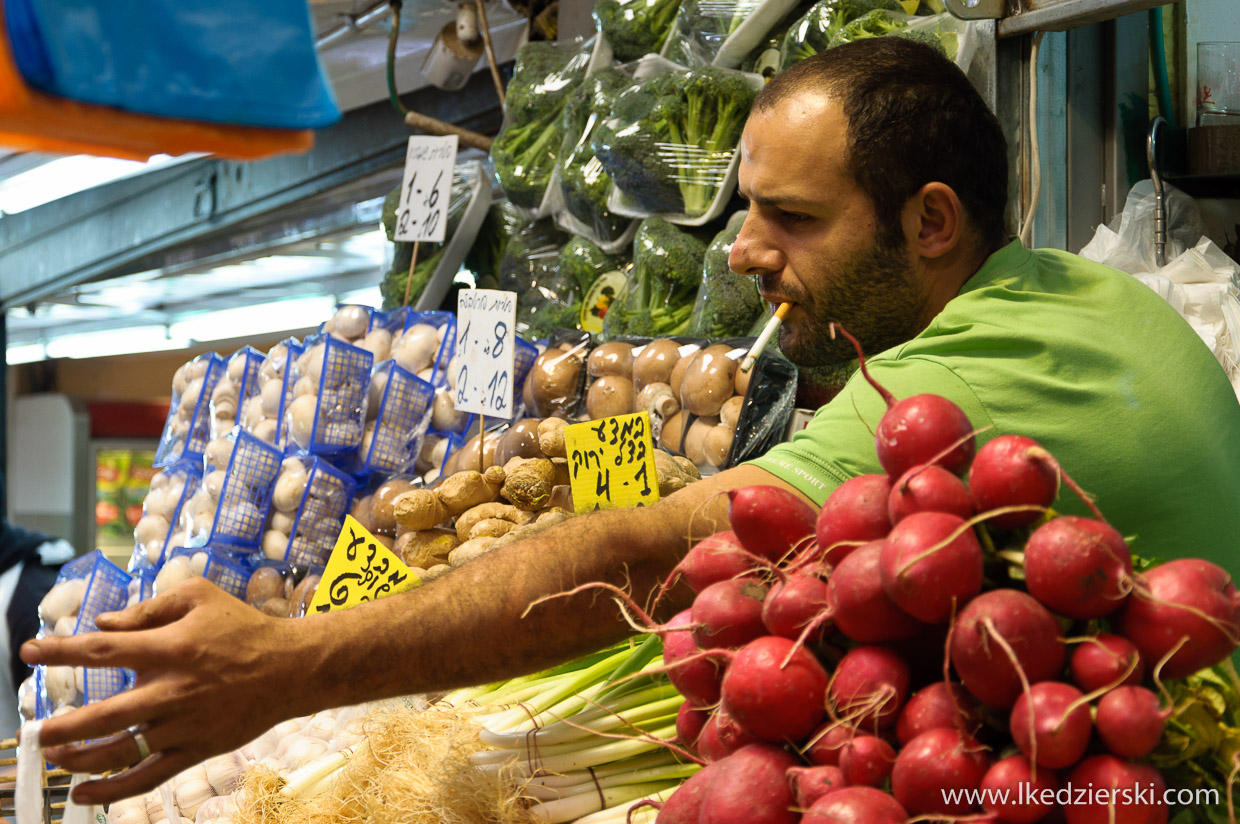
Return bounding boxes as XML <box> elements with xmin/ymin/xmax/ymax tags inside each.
<box><xmin>756</xmin><ymin>37</ymin><xmax>1008</xmax><ymax>249</ymax></box>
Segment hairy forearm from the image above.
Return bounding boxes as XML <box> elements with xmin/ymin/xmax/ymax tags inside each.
<box><xmin>300</xmin><ymin>464</ymin><xmax>779</xmax><ymax>710</ymax></box>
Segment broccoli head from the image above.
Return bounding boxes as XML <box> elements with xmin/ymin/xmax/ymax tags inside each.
<box><xmin>666</xmin><ymin>0</ymin><xmax>759</xmax><ymax>67</ymax></box>
<box><xmin>603</xmin><ymin>218</ymin><xmax>711</xmax><ymax>340</ymax></box>
<box><xmin>893</xmin><ymin>27</ymin><xmax>948</xmax><ymax>57</ymax></box>
<box><xmin>836</xmin><ymin>0</ymin><xmax>901</xmax><ymax>23</ymax></box>
<box><xmin>778</xmin><ymin>0</ymin><xmax>843</xmax><ymax>68</ymax></box>
<box><xmin>464</xmin><ymin>201</ymin><xmax>525</xmax><ymax>283</ymax></box>
<box><xmin>828</xmin><ymin>8</ymin><xmax>908</xmax><ymax>46</ymax></box>
<box><xmin>594</xmin><ymin>67</ymin><xmax>757</xmax><ymax>218</ymax></box>
<box><xmin>558</xmin><ymin>235</ymin><xmax>627</xmax><ymax>296</ymax></box>
<box><xmin>594</xmin><ymin>0</ymin><xmax>682</xmax><ymax>62</ymax></box>
<box><xmin>491</xmin><ymin>42</ymin><xmax>591</xmax><ymax>210</ymax></box>
<box><xmin>688</xmin><ymin>222</ymin><xmax>765</xmax><ymax>338</ymax></box>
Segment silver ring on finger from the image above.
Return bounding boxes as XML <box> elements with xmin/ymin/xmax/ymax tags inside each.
<box><xmin>127</xmin><ymin>725</ymin><xmax>151</xmax><ymax>760</ymax></box>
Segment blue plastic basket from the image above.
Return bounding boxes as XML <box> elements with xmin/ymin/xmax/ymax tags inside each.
<box><xmin>389</xmin><ymin>310</ymin><xmax>456</xmax><ymax>387</ymax></box>
<box><xmin>354</xmin><ymin>362</ymin><xmax>435</xmax><ymax>476</ymax></box>
<box><xmin>190</xmin><ymin>430</ymin><xmax>282</xmax><ymax>547</ymax></box>
<box><xmin>128</xmin><ymin>460</ymin><xmax>201</xmax><ymax>572</ymax></box>
<box><xmin>155</xmin><ymin>353</ymin><xmax>227</xmax><ymax>468</ymax></box>
<box><xmin>290</xmin><ymin>335</ymin><xmax>374</xmax><ymax>455</ymax></box>
<box><xmin>211</xmin><ymin>346</ymin><xmax>266</xmax><ymax>441</ymax></box>
<box><xmin>281</xmin><ymin>457</ymin><xmax>357</xmax><ymax>570</ymax></box>
<box><xmin>512</xmin><ymin>336</ymin><xmax>539</xmax><ymax>418</ymax></box>
<box><xmin>268</xmin><ymin>338</ymin><xmax>306</xmax><ymax>449</ymax></box>
<box><xmin>166</xmin><ymin>546</ymin><xmax>255</xmax><ymax>600</ymax></box>
<box><xmin>319</xmin><ymin>304</ymin><xmax>392</xmax><ymax>339</ymax></box>
<box><xmin>35</xmin><ymin>552</ymin><xmax>133</xmax><ymax>717</ymax></box>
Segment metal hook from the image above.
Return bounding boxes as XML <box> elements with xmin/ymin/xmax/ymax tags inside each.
<box><xmin>1147</xmin><ymin>116</ymin><xmax>1167</xmax><ymax>267</ymax></box>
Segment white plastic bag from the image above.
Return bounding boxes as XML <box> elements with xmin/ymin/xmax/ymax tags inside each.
<box><xmin>1080</xmin><ymin>180</ymin><xmax>1240</xmax><ymax>398</ymax></box>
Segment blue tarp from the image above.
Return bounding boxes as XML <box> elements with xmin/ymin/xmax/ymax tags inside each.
<box><xmin>5</xmin><ymin>0</ymin><xmax>340</xmax><ymax>129</ymax></box>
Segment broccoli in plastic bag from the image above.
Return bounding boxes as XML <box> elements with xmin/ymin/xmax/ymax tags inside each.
<box><xmin>603</xmin><ymin>218</ymin><xmax>711</xmax><ymax>339</ymax></box>
<box><xmin>498</xmin><ymin>218</ymin><xmax>579</xmax><ymax>340</ymax></box>
<box><xmin>557</xmin><ymin>67</ymin><xmax>635</xmax><ymax>246</ymax></box>
<box><xmin>777</xmin><ymin>0</ymin><xmax>899</xmax><ymax>68</ymax></box>
<box><xmin>688</xmin><ymin>219</ymin><xmax>765</xmax><ymax>338</ymax></box>
<box><xmin>559</xmin><ymin>234</ymin><xmax>628</xmax><ymax>297</ymax></box>
<box><xmin>380</xmin><ymin>166</ymin><xmax>477</xmax><ymax>310</ymax></box>
<box><xmin>593</xmin><ymin>65</ymin><xmax>757</xmax><ymax>219</ymax></box>
<box><xmin>465</xmin><ymin>201</ymin><xmax>526</xmax><ymax>288</ymax></box>
<box><xmin>827</xmin><ymin>10</ymin><xmax>955</xmax><ymax>57</ymax></box>
<box><xmin>490</xmin><ymin>41</ymin><xmax>592</xmax><ymax>211</ymax></box>
<box><xmin>595</xmin><ymin>0</ymin><xmax>683</xmax><ymax>62</ymax></box>
<box><xmin>665</xmin><ymin>0</ymin><xmax>762</xmax><ymax>68</ymax></box>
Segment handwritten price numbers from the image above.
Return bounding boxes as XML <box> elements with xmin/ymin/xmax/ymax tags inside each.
<box><xmin>563</xmin><ymin>412</ymin><xmax>661</xmax><ymax>514</ymax></box>
<box><xmin>454</xmin><ymin>290</ymin><xmax>517</xmax><ymax>418</ymax></box>
<box><xmin>307</xmin><ymin>515</ymin><xmax>420</xmax><ymax>614</ymax></box>
<box><xmin>393</xmin><ymin>135</ymin><xmax>459</xmax><ymax>243</ymax></box>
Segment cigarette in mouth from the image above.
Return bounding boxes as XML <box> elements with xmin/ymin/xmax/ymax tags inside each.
<box><xmin>739</xmin><ymin>302</ymin><xmax>792</xmax><ymax>374</ymax></box>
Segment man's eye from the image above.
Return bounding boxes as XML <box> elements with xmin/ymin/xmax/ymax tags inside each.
<box><xmin>780</xmin><ymin>210</ymin><xmax>810</xmax><ymax>223</ymax></box>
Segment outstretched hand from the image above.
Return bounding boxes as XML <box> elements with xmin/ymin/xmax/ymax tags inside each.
<box><xmin>20</xmin><ymin>578</ymin><xmax>311</xmax><ymax>805</ymax></box>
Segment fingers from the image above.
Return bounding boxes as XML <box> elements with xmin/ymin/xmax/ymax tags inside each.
<box><xmin>34</xmin><ymin>688</ymin><xmax>156</xmax><ymax>749</ymax></box>
<box><xmin>67</xmin><ymin>750</ymin><xmax>194</xmax><ymax>807</ymax></box>
<box><xmin>43</xmin><ymin>728</ymin><xmax>143</xmax><ymax>776</ymax></box>
<box><xmin>20</xmin><ymin>631</ymin><xmax>153</xmax><ymax>672</ymax></box>
<box><xmin>95</xmin><ymin>582</ymin><xmax>201</xmax><ymax>631</ymax></box>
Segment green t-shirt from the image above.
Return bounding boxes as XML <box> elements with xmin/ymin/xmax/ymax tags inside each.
<box><xmin>752</xmin><ymin>240</ymin><xmax>1240</xmax><ymax>576</ymax></box>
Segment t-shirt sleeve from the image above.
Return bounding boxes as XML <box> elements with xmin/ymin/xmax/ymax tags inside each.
<box><xmin>748</xmin><ymin>356</ymin><xmax>995</xmax><ymax>506</ymax></box>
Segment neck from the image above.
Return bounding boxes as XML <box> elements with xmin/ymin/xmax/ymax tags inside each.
<box><xmin>916</xmin><ymin>235</ymin><xmax>998</xmax><ymax>327</ymax></box>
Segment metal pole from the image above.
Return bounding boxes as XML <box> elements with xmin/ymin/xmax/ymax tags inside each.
<box><xmin>316</xmin><ymin>1</ymin><xmax>392</xmax><ymax>49</ymax></box>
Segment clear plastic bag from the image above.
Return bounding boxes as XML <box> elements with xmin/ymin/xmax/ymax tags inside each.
<box><xmin>183</xmin><ymin>427</ymin><xmax>282</xmax><ymax>548</ymax></box>
<box><xmin>386</xmin><ymin>309</ymin><xmax>457</xmax><ymax>387</ymax></box>
<box><xmin>665</xmin><ymin>0</ymin><xmax>800</xmax><ymax>68</ymax></box>
<box><xmin>779</xmin><ymin>2</ymin><xmax>979</xmax><ymax>69</ymax></box>
<box><xmin>524</xmin><ymin>333</ymin><xmax>593</xmax><ymax>420</ymax></box>
<box><xmin>129</xmin><ymin>460</ymin><xmax>201</xmax><ymax>571</ymax></box>
<box><xmin>351</xmin><ymin>361</ymin><xmax>436</xmax><ymax>477</ymax></box>
<box><xmin>497</xmin><ymin>218</ymin><xmax>578</xmax><ymax>340</ymax></box>
<box><xmin>154</xmin><ymin>352</ymin><xmax>227</xmax><ymax>467</ymax></box>
<box><xmin>209</xmin><ymin>346</ymin><xmax>265</xmax><ymax>441</ymax></box>
<box><xmin>242</xmin><ymin>337</ymin><xmax>304</xmax><ymax>449</ymax></box>
<box><xmin>286</xmin><ymin>334</ymin><xmax>375</xmax><ymax>455</ymax></box>
<box><xmin>261</xmin><ymin>456</ymin><xmax>357</xmax><ymax>570</ymax></box>
<box><xmin>490</xmin><ymin>40</ymin><xmax>594</xmax><ymax>213</ymax></box>
<box><xmin>595</xmin><ymin>0</ymin><xmax>682</xmax><ymax>61</ymax></box>
<box><xmin>603</xmin><ymin>218</ymin><xmax>711</xmax><ymax>340</ymax></box>
<box><xmin>555</xmin><ymin>67</ymin><xmax>637</xmax><ymax>248</ymax></box>
<box><xmin>594</xmin><ymin>58</ymin><xmax>760</xmax><ymax>223</ymax></box>
<box><xmin>688</xmin><ymin>215</ymin><xmax>764</xmax><ymax>338</ymax></box>
<box><xmin>35</xmin><ymin>552</ymin><xmax>131</xmax><ymax>719</ymax></box>
<box><xmin>159</xmin><ymin>546</ymin><xmax>254</xmax><ymax>600</ymax></box>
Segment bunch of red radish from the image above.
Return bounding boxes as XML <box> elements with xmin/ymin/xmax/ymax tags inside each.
<box><xmin>648</xmin><ymin>328</ymin><xmax>1240</xmax><ymax>824</ymax></box>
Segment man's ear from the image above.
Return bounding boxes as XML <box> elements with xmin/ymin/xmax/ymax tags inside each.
<box><xmin>900</xmin><ymin>182</ymin><xmax>964</xmax><ymax>259</ymax></box>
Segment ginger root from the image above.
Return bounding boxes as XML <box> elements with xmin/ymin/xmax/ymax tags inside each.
<box><xmin>392</xmin><ymin>489</ymin><xmax>449</xmax><ymax>531</ymax></box>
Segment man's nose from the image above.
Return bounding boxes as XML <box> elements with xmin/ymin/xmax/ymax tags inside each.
<box><xmin>729</xmin><ymin>212</ymin><xmax>782</xmax><ymax>277</ymax></box>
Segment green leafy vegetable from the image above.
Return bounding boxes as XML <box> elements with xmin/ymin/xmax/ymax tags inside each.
<box><xmin>603</xmin><ymin>218</ymin><xmax>710</xmax><ymax>339</ymax></box>
<box><xmin>594</xmin><ymin>0</ymin><xmax>683</xmax><ymax>62</ymax></box>
<box><xmin>498</xmin><ymin>218</ymin><xmax>579</xmax><ymax>340</ymax></box>
<box><xmin>827</xmin><ymin>8</ymin><xmax>909</xmax><ymax>46</ymax></box>
<box><xmin>558</xmin><ymin>68</ymin><xmax>634</xmax><ymax>245</ymax></box>
<box><xmin>688</xmin><ymin>221</ymin><xmax>765</xmax><ymax>338</ymax></box>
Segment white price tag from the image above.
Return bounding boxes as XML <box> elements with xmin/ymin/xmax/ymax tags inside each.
<box><xmin>454</xmin><ymin>290</ymin><xmax>517</xmax><ymax>418</ymax></box>
<box><xmin>393</xmin><ymin>135</ymin><xmax>459</xmax><ymax>243</ymax></box>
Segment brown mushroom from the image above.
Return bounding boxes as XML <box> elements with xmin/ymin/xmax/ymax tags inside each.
<box><xmin>681</xmin><ymin>344</ymin><xmax>740</xmax><ymax>418</ymax></box>
<box><xmin>586</xmin><ymin>375</ymin><xmax>635</xmax><ymax>420</ymax></box>
<box><xmin>371</xmin><ymin>478</ymin><xmax>415</xmax><ymax>534</ymax></box>
<box><xmin>660</xmin><ymin>411</ymin><xmax>688</xmax><ymax>454</ymax></box>
<box><xmin>669</xmin><ymin>350</ymin><xmax>699</xmax><ymax>403</ymax></box>
<box><xmin>587</xmin><ymin>342</ymin><xmax>636</xmax><ymax>379</ymax></box>
<box><xmin>704</xmin><ymin>424</ymin><xmax>735</xmax><ymax>468</ymax></box>
<box><xmin>632</xmin><ymin>339</ymin><xmax>683</xmax><ymax>391</ymax></box>
<box><xmin>529</xmin><ymin>346</ymin><xmax>585</xmax><ymax>418</ymax></box>
<box><xmin>683</xmin><ymin>416</ymin><xmax>721</xmax><ymax>466</ymax></box>
<box><xmin>494</xmin><ymin>418</ymin><xmax>544</xmax><ymax>466</ymax></box>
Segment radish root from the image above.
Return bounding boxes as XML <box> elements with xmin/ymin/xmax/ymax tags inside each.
<box><xmin>982</xmin><ymin>616</ymin><xmax>1038</xmax><ymax>779</ymax></box>
<box><xmin>1026</xmin><ymin>446</ymin><xmax>1107</xmax><ymax>523</ymax></box>
<box><xmin>894</xmin><ymin>505</ymin><xmax>1045</xmax><ymax>581</ymax></box>
<box><xmin>830</xmin><ymin>323</ymin><xmax>896</xmax><ymax>409</ymax></box>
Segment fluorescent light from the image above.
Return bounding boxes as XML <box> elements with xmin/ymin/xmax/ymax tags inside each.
<box><xmin>6</xmin><ymin>343</ymin><xmax>46</xmax><ymax>364</ymax></box>
<box><xmin>0</xmin><ymin>155</ymin><xmax>178</xmax><ymax>215</ymax></box>
<box><xmin>336</xmin><ymin>285</ymin><xmax>383</xmax><ymax>307</ymax></box>
<box><xmin>169</xmin><ymin>296</ymin><xmax>336</xmax><ymax>343</ymax></box>
<box><xmin>44</xmin><ymin>326</ymin><xmax>190</xmax><ymax>359</ymax></box>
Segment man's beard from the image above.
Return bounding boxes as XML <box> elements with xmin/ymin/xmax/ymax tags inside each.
<box><xmin>775</xmin><ymin>237</ymin><xmax>926</xmax><ymax>371</ymax></box>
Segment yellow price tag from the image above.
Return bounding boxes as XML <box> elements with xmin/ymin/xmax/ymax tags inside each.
<box><xmin>307</xmin><ymin>515</ymin><xmax>420</xmax><ymax>614</ymax></box>
<box><xmin>564</xmin><ymin>412</ymin><xmax>660</xmax><ymax>514</ymax></box>
<box><xmin>898</xmin><ymin>0</ymin><xmax>920</xmax><ymax>12</ymax></box>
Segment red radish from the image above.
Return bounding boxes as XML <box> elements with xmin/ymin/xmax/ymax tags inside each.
<box><xmin>803</xmin><ymin>786</ymin><xmax>908</xmax><ymax>824</ymax></box>
<box><xmin>828</xmin><ymin>646</ymin><xmax>910</xmax><ymax>731</ymax></box>
<box><xmin>1095</xmin><ymin>686</ymin><xmax>1168</xmax><ymax>758</ymax></box>
<box><xmin>727</xmin><ymin>486</ymin><xmax>817</xmax><ymax>562</ymax></box>
<box><xmin>887</xmin><ymin>464</ymin><xmax>973</xmax><ymax>524</ymax></box>
<box><xmin>698</xmin><ymin>744</ymin><xmax>800</xmax><ymax>824</ymax></box>
<box><xmin>1009</xmin><ymin>681</ymin><xmax>1092</xmax><ymax>769</ymax></box>
<box><xmin>950</xmin><ymin>589</ymin><xmax>1067</xmax><ymax>708</ymax></box>
<box><xmin>663</xmin><ymin>610</ymin><xmax>724</xmax><ymax>708</ymax></box>
<box><xmin>676</xmin><ymin>701</ymin><xmax>710</xmax><ymax>749</ymax></box>
<box><xmin>762</xmin><ymin>572</ymin><xmax>831</xmax><ymax>641</ymax></box>
<box><xmin>895</xmin><ymin>682</ymin><xmax>982</xmax><ymax>745</ymax></box>
<box><xmin>1070</xmin><ymin>634</ymin><xmax>1145</xmax><ymax>692</ymax></box>
<box><xmin>720</xmin><ymin>635</ymin><xmax>829</xmax><ymax>743</ymax></box>
<box><xmin>890</xmin><ymin>727</ymin><xmax>990</xmax><ymax>815</ymax></box>
<box><xmin>696</xmin><ymin>715</ymin><xmax>729</xmax><ymax>763</ymax></box>
<box><xmin>838</xmin><ymin>736</ymin><xmax>895</xmax><ymax>787</ymax></box>
<box><xmin>831</xmin><ymin>324</ymin><xmax>976</xmax><ymax>478</ymax></box>
<box><xmin>967</xmin><ymin>434</ymin><xmax>1062</xmax><ymax>529</ymax></box>
<box><xmin>979</xmin><ymin>755</ymin><xmax>1059</xmax><ymax>824</ymax></box>
<box><xmin>655</xmin><ymin>759</ymin><xmax>723</xmax><ymax>824</ymax></box>
<box><xmin>678</xmin><ymin>531</ymin><xmax>758</xmax><ymax>593</ymax></box>
<box><xmin>698</xmin><ymin>707</ymin><xmax>763</xmax><ymax>762</ymax></box>
<box><xmin>805</xmin><ymin>723</ymin><xmax>854</xmax><ymax>767</ymax></box>
<box><xmin>1063</xmin><ymin>756</ymin><xmax>1168</xmax><ymax>824</ymax></box>
<box><xmin>1117</xmin><ymin>558</ymin><xmax>1240</xmax><ymax>680</ymax></box>
<box><xmin>1024</xmin><ymin>516</ymin><xmax>1132</xmax><ymax>619</ymax></box>
<box><xmin>879</xmin><ymin>511</ymin><xmax>984</xmax><ymax>623</ymax></box>
<box><xmin>828</xmin><ymin>541</ymin><xmax>925</xmax><ymax>643</ymax></box>
<box><xmin>691</xmin><ymin>578</ymin><xmax>770</xmax><ymax>650</ymax></box>
<box><xmin>816</xmin><ymin>474</ymin><xmax>892</xmax><ymax>566</ymax></box>
<box><xmin>788</xmin><ymin>765</ymin><xmax>847</xmax><ymax>808</ymax></box>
